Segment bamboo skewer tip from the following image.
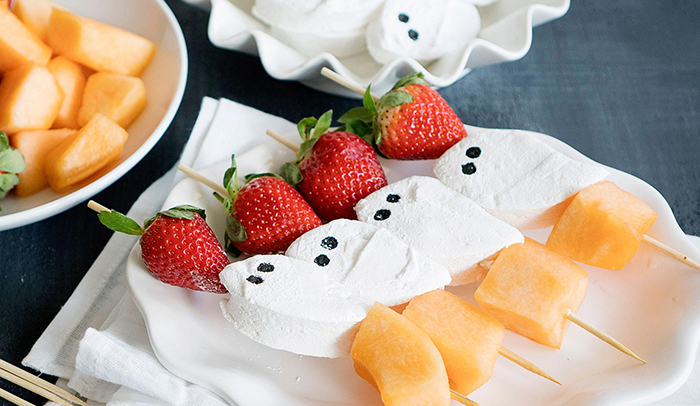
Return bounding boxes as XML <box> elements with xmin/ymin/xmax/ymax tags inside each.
<box><xmin>177</xmin><ymin>164</ymin><xmax>229</xmax><ymax>197</ymax></box>
<box><xmin>565</xmin><ymin>310</ymin><xmax>645</xmax><ymax>364</ymax></box>
<box><xmin>265</xmin><ymin>129</ymin><xmax>300</xmax><ymax>153</ymax></box>
<box><xmin>450</xmin><ymin>389</ymin><xmax>479</xmax><ymax>406</ymax></box>
<box><xmin>498</xmin><ymin>347</ymin><xmax>561</xmax><ymax>385</ymax></box>
<box><xmin>319</xmin><ymin>67</ymin><xmax>380</xmax><ymax>101</ymax></box>
<box><xmin>642</xmin><ymin>234</ymin><xmax>700</xmax><ymax>271</ymax></box>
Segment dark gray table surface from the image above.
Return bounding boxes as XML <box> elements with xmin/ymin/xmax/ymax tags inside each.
<box><xmin>1</xmin><ymin>0</ymin><xmax>699</xmax><ymax>404</ymax></box>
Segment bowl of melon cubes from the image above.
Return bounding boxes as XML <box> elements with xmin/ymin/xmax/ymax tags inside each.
<box><xmin>0</xmin><ymin>0</ymin><xmax>187</xmax><ymax>231</ymax></box>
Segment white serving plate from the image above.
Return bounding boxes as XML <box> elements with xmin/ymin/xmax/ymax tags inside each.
<box><xmin>202</xmin><ymin>0</ymin><xmax>570</xmax><ymax>97</ymax></box>
<box><xmin>0</xmin><ymin>0</ymin><xmax>188</xmax><ymax>231</ymax></box>
<box><xmin>127</xmin><ymin>126</ymin><xmax>700</xmax><ymax>406</ymax></box>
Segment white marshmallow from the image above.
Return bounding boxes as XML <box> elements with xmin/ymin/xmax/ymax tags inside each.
<box><xmin>355</xmin><ymin>176</ymin><xmax>523</xmax><ymax>285</ymax></box>
<box><xmin>253</xmin><ymin>0</ymin><xmax>384</xmax><ymax>34</ymax></box>
<box><xmin>366</xmin><ymin>0</ymin><xmax>481</xmax><ymax>64</ymax></box>
<box><xmin>285</xmin><ymin>219</ymin><xmax>451</xmax><ymax>307</ymax></box>
<box><xmin>219</xmin><ymin>255</ymin><xmax>367</xmax><ymax>358</ymax></box>
<box><xmin>434</xmin><ymin>130</ymin><xmax>610</xmax><ymax>230</ymax></box>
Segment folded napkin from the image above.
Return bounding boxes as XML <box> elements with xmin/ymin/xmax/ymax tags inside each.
<box><xmin>22</xmin><ymin>98</ymin><xmax>700</xmax><ymax>406</ymax></box>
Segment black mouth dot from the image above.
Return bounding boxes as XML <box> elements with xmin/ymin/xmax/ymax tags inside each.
<box><xmin>408</xmin><ymin>30</ymin><xmax>419</xmax><ymax>41</ymax></box>
<box><xmin>247</xmin><ymin>275</ymin><xmax>264</xmax><ymax>284</ymax></box>
<box><xmin>466</xmin><ymin>147</ymin><xmax>481</xmax><ymax>159</ymax></box>
<box><xmin>398</xmin><ymin>13</ymin><xmax>409</xmax><ymax>23</ymax></box>
<box><xmin>374</xmin><ymin>209</ymin><xmax>391</xmax><ymax>221</ymax></box>
<box><xmin>314</xmin><ymin>254</ymin><xmax>330</xmax><ymax>267</ymax></box>
<box><xmin>321</xmin><ymin>236</ymin><xmax>338</xmax><ymax>250</ymax></box>
<box><xmin>386</xmin><ymin>194</ymin><xmax>400</xmax><ymax>203</ymax></box>
<box><xmin>462</xmin><ymin>163</ymin><xmax>477</xmax><ymax>175</ymax></box>
<box><xmin>257</xmin><ymin>262</ymin><xmax>274</xmax><ymax>272</ymax></box>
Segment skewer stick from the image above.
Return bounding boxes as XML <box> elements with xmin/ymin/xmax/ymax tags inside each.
<box><xmin>498</xmin><ymin>347</ymin><xmax>561</xmax><ymax>385</ymax></box>
<box><xmin>0</xmin><ymin>359</ymin><xmax>89</xmax><ymax>406</ymax></box>
<box><xmin>565</xmin><ymin>309</ymin><xmax>645</xmax><ymax>363</ymax></box>
<box><xmin>87</xmin><ymin>200</ymin><xmax>109</xmax><ymax>213</ymax></box>
<box><xmin>320</xmin><ymin>67</ymin><xmax>380</xmax><ymax>102</ymax></box>
<box><xmin>177</xmin><ymin>164</ymin><xmax>229</xmax><ymax>197</ymax></box>
<box><xmin>0</xmin><ymin>368</ymin><xmax>73</xmax><ymax>406</ymax></box>
<box><xmin>0</xmin><ymin>387</ymin><xmax>34</xmax><ymax>406</ymax></box>
<box><xmin>642</xmin><ymin>234</ymin><xmax>700</xmax><ymax>271</ymax></box>
<box><xmin>450</xmin><ymin>389</ymin><xmax>479</xmax><ymax>406</ymax></box>
<box><xmin>266</xmin><ymin>130</ymin><xmax>299</xmax><ymax>153</ymax></box>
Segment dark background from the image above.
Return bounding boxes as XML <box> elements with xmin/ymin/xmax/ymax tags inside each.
<box><xmin>1</xmin><ymin>0</ymin><xmax>699</xmax><ymax>404</ymax></box>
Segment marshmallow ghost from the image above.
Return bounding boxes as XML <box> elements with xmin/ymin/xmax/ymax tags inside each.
<box><xmin>434</xmin><ymin>130</ymin><xmax>610</xmax><ymax>230</ymax></box>
<box><xmin>219</xmin><ymin>255</ymin><xmax>367</xmax><ymax>358</ymax></box>
<box><xmin>286</xmin><ymin>219</ymin><xmax>451</xmax><ymax>306</ymax></box>
<box><xmin>355</xmin><ymin>176</ymin><xmax>523</xmax><ymax>285</ymax></box>
<box><xmin>366</xmin><ymin>0</ymin><xmax>481</xmax><ymax>64</ymax></box>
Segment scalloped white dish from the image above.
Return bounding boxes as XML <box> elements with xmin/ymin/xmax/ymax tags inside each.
<box><xmin>127</xmin><ymin>126</ymin><xmax>700</xmax><ymax>406</ymax></box>
<box><xmin>0</xmin><ymin>0</ymin><xmax>188</xmax><ymax>231</ymax></box>
<box><xmin>202</xmin><ymin>0</ymin><xmax>569</xmax><ymax>97</ymax></box>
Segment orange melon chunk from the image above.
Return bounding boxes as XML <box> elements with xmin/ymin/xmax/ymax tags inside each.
<box><xmin>45</xmin><ymin>113</ymin><xmax>127</xmax><ymax>193</ymax></box>
<box><xmin>475</xmin><ymin>238</ymin><xmax>588</xmax><ymax>349</ymax></box>
<box><xmin>0</xmin><ymin>3</ymin><xmax>52</xmax><ymax>73</ymax></box>
<box><xmin>47</xmin><ymin>9</ymin><xmax>156</xmax><ymax>77</ymax></box>
<box><xmin>78</xmin><ymin>73</ymin><xmax>146</xmax><ymax>128</ymax></box>
<box><xmin>351</xmin><ymin>302</ymin><xmax>450</xmax><ymax>406</ymax></box>
<box><xmin>546</xmin><ymin>181</ymin><xmax>659</xmax><ymax>270</ymax></box>
<box><xmin>13</xmin><ymin>0</ymin><xmax>64</xmax><ymax>43</ymax></box>
<box><xmin>10</xmin><ymin>128</ymin><xmax>76</xmax><ymax>196</ymax></box>
<box><xmin>0</xmin><ymin>64</ymin><xmax>64</xmax><ymax>134</ymax></box>
<box><xmin>47</xmin><ymin>56</ymin><xmax>87</xmax><ymax>129</ymax></box>
<box><xmin>403</xmin><ymin>290</ymin><xmax>504</xmax><ymax>395</ymax></box>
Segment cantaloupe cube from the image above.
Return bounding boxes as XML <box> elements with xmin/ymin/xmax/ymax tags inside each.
<box><xmin>10</xmin><ymin>128</ymin><xmax>75</xmax><ymax>196</ymax></box>
<box><xmin>0</xmin><ymin>64</ymin><xmax>64</xmax><ymax>134</ymax></box>
<box><xmin>475</xmin><ymin>238</ymin><xmax>588</xmax><ymax>349</ymax></box>
<box><xmin>47</xmin><ymin>56</ymin><xmax>86</xmax><ymax>129</ymax></box>
<box><xmin>0</xmin><ymin>3</ymin><xmax>52</xmax><ymax>73</ymax></box>
<box><xmin>351</xmin><ymin>302</ymin><xmax>450</xmax><ymax>406</ymax></box>
<box><xmin>403</xmin><ymin>290</ymin><xmax>504</xmax><ymax>395</ymax></box>
<box><xmin>546</xmin><ymin>181</ymin><xmax>659</xmax><ymax>270</ymax></box>
<box><xmin>13</xmin><ymin>0</ymin><xmax>64</xmax><ymax>43</ymax></box>
<box><xmin>77</xmin><ymin>73</ymin><xmax>146</xmax><ymax>128</ymax></box>
<box><xmin>45</xmin><ymin>113</ymin><xmax>127</xmax><ymax>193</ymax></box>
<box><xmin>47</xmin><ymin>9</ymin><xmax>156</xmax><ymax>77</ymax></box>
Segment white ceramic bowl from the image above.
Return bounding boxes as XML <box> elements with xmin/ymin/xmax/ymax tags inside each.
<box><xmin>0</xmin><ymin>0</ymin><xmax>188</xmax><ymax>231</ymax></box>
<box><xmin>200</xmin><ymin>0</ymin><xmax>569</xmax><ymax>97</ymax></box>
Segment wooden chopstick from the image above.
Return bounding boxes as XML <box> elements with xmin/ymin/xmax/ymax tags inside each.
<box><xmin>0</xmin><ymin>387</ymin><xmax>35</xmax><ymax>406</ymax></box>
<box><xmin>0</xmin><ymin>358</ymin><xmax>88</xmax><ymax>406</ymax></box>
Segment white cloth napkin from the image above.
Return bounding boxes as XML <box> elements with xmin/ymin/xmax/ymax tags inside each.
<box><xmin>21</xmin><ymin>97</ymin><xmax>700</xmax><ymax>406</ymax></box>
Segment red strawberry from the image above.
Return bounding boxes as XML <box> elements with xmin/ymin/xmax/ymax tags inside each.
<box><xmin>279</xmin><ymin>110</ymin><xmax>388</xmax><ymax>221</ymax></box>
<box><xmin>96</xmin><ymin>205</ymin><xmax>229</xmax><ymax>293</ymax></box>
<box><xmin>0</xmin><ymin>132</ymin><xmax>25</xmax><ymax>211</ymax></box>
<box><xmin>221</xmin><ymin>155</ymin><xmax>322</xmax><ymax>256</ymax></box>
<box><xmin>340</xmin><ymin>72</ymin><xmax>467</xmax><ymax>160</ymax></box>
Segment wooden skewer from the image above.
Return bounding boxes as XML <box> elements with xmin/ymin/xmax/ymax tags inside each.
<box><xmin>642</xmin><ymin>234</ymin><xmax>700</xmax><ymax>271</ymax></box>
<box><xmin>265</xmin><ymin>130</ymin><xmax>300</xmax><ymax>153</ymax></box>
<box><xmin>498</xmin><ymin>347</ymin><xmax>561</xmax><ymax>385</ymax></box>
<box><xmin>450</xmin><ymin>389</ymin><xmax>479</xmax><ymax>406</ymax></box>
<box><xmin>565</xmin><ymin>309</ymin><xmax>645</xmax><ymax>363</ymax></box>
<box><xmin>320</xmin><ymin>67</ymin><xmax>380</xmax><ymax>102</ymax></box>
<box><xmin>177</xmin><ymin>164</ymin><xmax>229</xmax><ymax>197</ymax></box>
<box><xmin>0</xmin><ymin>368</ymin><xmax>73</xmax><ymax>406</ymax></box>
<box><xmin>0</xmin><ymin>387</ymin><xmax>35</xmax><ymax>406</ymax></box>
<box><xmin>0</xmin><ymin>359</ymin><xmax>89</xmax><ymax>406</ymax></box>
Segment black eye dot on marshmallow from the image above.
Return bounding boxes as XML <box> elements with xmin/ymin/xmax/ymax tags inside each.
<box><xmin>462</xmin><ymin>163</ymin><xmax>477</xmax><ymax>175</ymax></box>
<box><xmin>374</xmin><ymin>209</ymin><xmax>391</xmax><ymax>221</ymax></box>
<box><xmin>247</xmin><ymin>275</ymin><xmax>264</xmax><ymax>284</ymax></box>
<box><xmin>321</xmin><ymin>236</ymin><xmax>338</xmax><ymax>250</ymax></box>
<box><xmin>314</xmin><ymin>254</ymin><xmax>330</xmax><ymax>267</ymax></box>
<box><xmin>408</xmin><ymin>29</ymin><xmax>419</xmax><ymax>41</ymax></box>
<box><xmin>398</xmin><ymin>13</ymin><xmax>409</xmax><ymax>23</ymax></box>
<box><xmin>386</xmin><ymin>194</ymin><xmax>400</xmax><ymax>203</ymax></box>
<box><xmin>257</xmin><ymin>262</ymin><xmax>274</xmax><ymax>273</ymax></box>
<box><xmin>466</xmin><ymin>147</ymin><xmax>481</xmax><ymax>159</ymax></box>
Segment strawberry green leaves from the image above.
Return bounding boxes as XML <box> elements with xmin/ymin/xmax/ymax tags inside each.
<box><xmin>97</xmin><ymin>205</ymin><xmax>207</xmax><ymax>236</ymax></box>
<box><xmin>391</xmin><ymin>72</ymin><xmax>429</xmax><ymax>90</ymax></box>
<box><xmin>0</xmin><ymin>132</ymin><xmax>25</xmax><ymax>209</ymax></box>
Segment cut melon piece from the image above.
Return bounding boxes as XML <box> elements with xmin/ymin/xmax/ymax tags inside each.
<box><xmin>403</xmin><ymin>290</ymin><xmax>504</xmax><ymax>395</ymax></box>
<box><xmin>12</xmin><ymin>0</ymin><xmax>64</xmax><ymax>43</ymax></box>
<box><xmin>46</xmin><ymin>9</ymin><xmax>156</xmax><ymax>77</ymax></box>
<box><xmin>351</xmin><ymin>302</ymin><xmax>450</xmax><ymax>406</ymax></box>
<box><xmin>546</xmin><ymin>181</ymin><xmax>659</xmax><ymax>270</ymax></box>
<box><xmin>45</xmin><ymin>113</ymin><xmax>127</xmax><ymax>192</ymax></box>
<box><xmin>0</xmin><ymin>2</ymin><xmax>52</xmax><ymax>73</ymax></box>
<box><xmin>0</xmin><ymin>64</ymin><xmax>64</xmax><ymax>134</ymax></box>
<box><xmin>78</xmin><ymin>73</ymin><xmax>146</xmax><ymax>128</ymax></box>
<box><xmin>10</xmin><ymin>128</ymin><xmax>76</xmax><ymax>196</ymax></box>
<box><xmin>475</xmin><ymin>238</ymin><xmax>588</xmax><ymax>349</ymax></box>
<box><xmin>47</xmin><ymin>56</ymin><xmax>86</xmax><ymax>129</ymax></box>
